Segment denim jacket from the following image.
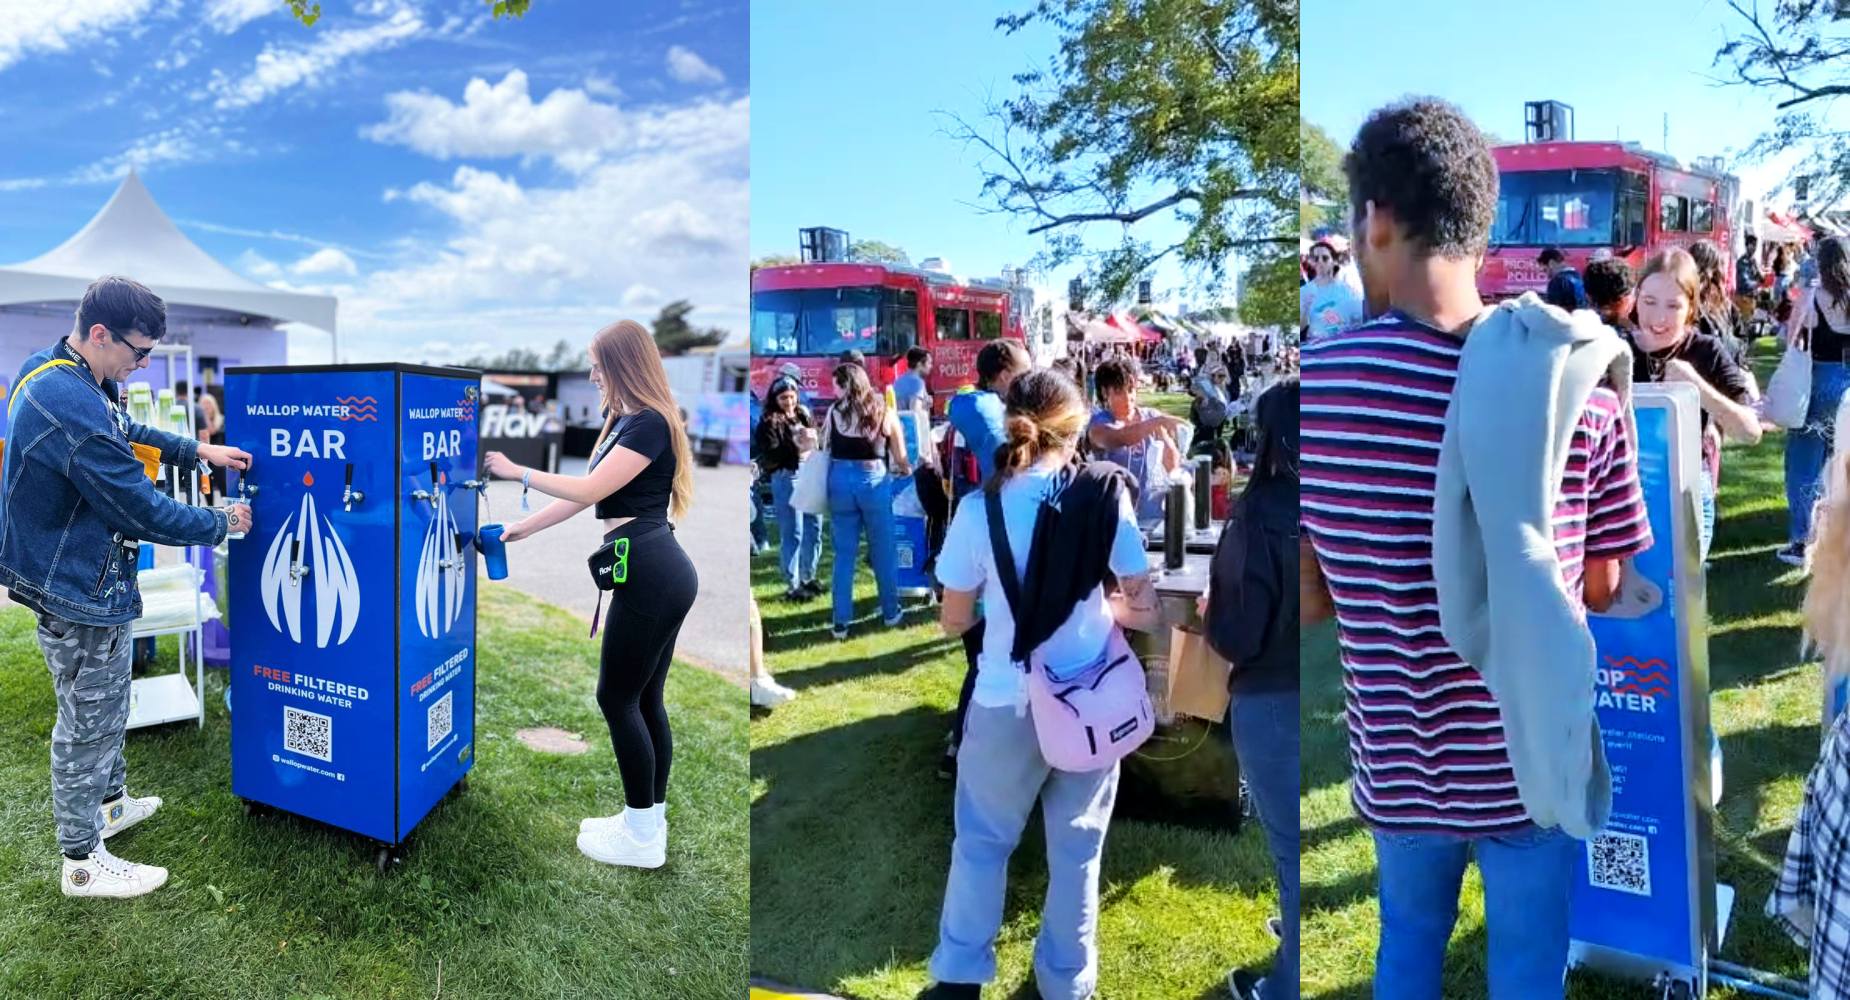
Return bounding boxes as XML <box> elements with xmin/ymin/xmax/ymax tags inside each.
<box><xmin>0</xmin><ymin>341</ymin><xmax>229</xmax><ymax>626</ymax></box>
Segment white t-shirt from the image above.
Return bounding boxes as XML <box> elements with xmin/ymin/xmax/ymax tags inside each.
<box><xmin>936</xmin><ymin>466</ymin><xmax>1151</xmax><ymax>709</ymax></box>
<box><xmin>1300</xmin><ymin>277</ymin><xmax>1363</xmax><ymax>340</ymax></box>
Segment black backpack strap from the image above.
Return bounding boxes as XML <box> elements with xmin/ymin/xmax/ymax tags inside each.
<box><xmin>983</xmin><ymin>489</ymin><xmax>1029</xmax><ymax>670</ymax></box>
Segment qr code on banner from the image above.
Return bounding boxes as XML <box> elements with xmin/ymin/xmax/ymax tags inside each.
<box><xmin>427</xmin><ymin>691</ymin><xmax>453</xmax><ymax>752</ymax></box>
<box><xmin>283</xmin><ymin>706</ymin><xmax>333</xmax><ymax>763</ymax></box>
<box><xmin>1588</xmin><ymin>831</ymin><xmax>1652</xmax><ymax>897</ymax></box>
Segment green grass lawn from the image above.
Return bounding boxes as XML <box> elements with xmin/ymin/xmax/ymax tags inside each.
<box><xmin>1302</xmin><ymin>339</ymin><xmax>1817</xmax><ymax>998</ymax></box>
<box><xmin>749</xmin><ymin>492</ymin><xmax>1273</xmax><ymax>999</ymax></box>
<box><xmin>0</xmin><ymin>585</ymin><xmax>747</xmax><ymax>999</ymax></box>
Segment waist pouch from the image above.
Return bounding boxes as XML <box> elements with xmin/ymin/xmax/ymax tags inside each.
<box><xmin>586</xmin><ymin>519</ymin><xmax>672</xmax><ymax>637</ymax></box>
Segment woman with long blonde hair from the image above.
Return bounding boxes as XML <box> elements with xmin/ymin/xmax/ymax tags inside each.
<box><xmin>485</xmin><ymin>319</ymin><xmax>698</xmax><ymax>870</ymax></box>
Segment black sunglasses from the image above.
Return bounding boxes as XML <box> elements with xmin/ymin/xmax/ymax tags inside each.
<box><xmin>110</xmin><ymin>328</ymin><xmax>153</xmax><ymax>362</ymax></box>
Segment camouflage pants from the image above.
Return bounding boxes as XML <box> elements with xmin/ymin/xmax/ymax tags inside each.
<box><xmin>38</xmin><ymin>615</ymin><xmax>131</xmax><ymax>856</ymax></box>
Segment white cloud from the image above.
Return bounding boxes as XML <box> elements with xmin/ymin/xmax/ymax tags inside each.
<box><xmin>362</xmin><ymin>70</ymin><xmax>748</xmax><ymax>173</ymax></box>
<box><xmin>292</xmin><ymin>247</ymin><xmax>358</xmax><ymax>277</ymax></box>
<box><xmin>238</xmin><ymin>249</ymin><xmax>284</xmax><ymax>280</ymax></box>
<box><xmin>204</xmin><ymin>0</ymin><xmax>278</xmax><ymax>34</ymax></box>
<box><xmin>329</xmin><ymin>103</ymin><xmax>748</xmax><ymax>359</ymax></box>
<box><xmin>665</xmin><ymin>45</ymin><xmax>723</xmax><ymax>85</ymax></box>
<box><xmin>0</xmin><ymin>0</ymin><xmax>155</xmax><ymax>74</ymax></box>
<box><xmin>584</xmin><ymin>73</ymin><xmax>621</xmax><ymax>100</ymax></box>
<box><xmin>212</xmin><ymin>9</ymin><xmax>423</xmax><ymax>110</ymax></box>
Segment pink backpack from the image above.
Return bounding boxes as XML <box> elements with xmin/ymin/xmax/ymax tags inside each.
<box><xmin>984</xmin><ymin>490</ymin><xmax>1153</xmax><ymax>772</ymax></box>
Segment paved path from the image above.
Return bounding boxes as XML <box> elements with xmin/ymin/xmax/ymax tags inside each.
<box><xmin>481</xmin><ymin>459</ymin><xmax>749</xmax><ymax>684</ymax></box>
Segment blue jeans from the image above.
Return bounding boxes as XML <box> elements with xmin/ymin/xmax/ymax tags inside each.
<box><xmin>1372</xmin><ymin>824</ymin><xmax>1576</xmax><ymax>1000</ymax></box>
<box><xmin>1786</xmin><ymin>361</ymin><xmax>1850</xmax><ymax>546</ymax></box>
<box><xmin>770</xmin><ymin>469</ymin><xmax>821</xmax><ymax>589</ymax></box>
<box><xmin>930</xmin><ymin>703</ymin><xmax>1119</xmax><ymax>999</ymax></box>
<box><xmin>827</xmin><ymin>459</ymin><xmax>900</xmax><ymax>628</ymax></box>
<box><xmin>1230</xmin><ymin>689</ymin><xmax>1299</xmax><ymax>1000</ymax></box>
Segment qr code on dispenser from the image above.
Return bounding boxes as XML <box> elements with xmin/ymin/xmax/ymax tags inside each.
<box><xmin>427</xmin><ymin>691</ymin><xmax>453</xmax><ymax>751</ymax></box>
<box><xmin>1588</xmin><ymin>831</ymin><xmax>1651</xmax><ymax>896</ymax></box>
<box><xmin>283</xmin><ymin>706</ymin><xmax>333</xmax><ymax>762</ymax></box>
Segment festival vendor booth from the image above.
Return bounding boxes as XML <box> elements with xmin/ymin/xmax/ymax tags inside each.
<box><xmin>224</xmin><ymin>364</ymin><xmax>484</xmax><ymax>871</ymax></box>
<box><xmin>1118</xmin><ymin>460</ymin><xmax>1244</xmax><ymax>829</ymax></box>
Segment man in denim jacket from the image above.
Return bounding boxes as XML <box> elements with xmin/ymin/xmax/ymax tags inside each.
<box><xmin>0</xmin><ymin>276</ymin><xmax>252</xmax><ymax>898</ymax></box>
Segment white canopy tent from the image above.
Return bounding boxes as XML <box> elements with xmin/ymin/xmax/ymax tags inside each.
<box><xmin>0</xmin><ymin>171</ymin><xmax>337</xmax><ymax>365</ymax></box>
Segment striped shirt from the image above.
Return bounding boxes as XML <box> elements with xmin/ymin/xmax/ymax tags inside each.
<box><xmin>1301</xmin><ymin>311</ymin><xmax>1652</xmax><ymax>834</ymax></box>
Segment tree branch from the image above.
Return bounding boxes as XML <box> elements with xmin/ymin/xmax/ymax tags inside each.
<box><xmin>1026</xmin><ymin>190</ymin><xmax>1200</xmax><ymax>233</ymax></box>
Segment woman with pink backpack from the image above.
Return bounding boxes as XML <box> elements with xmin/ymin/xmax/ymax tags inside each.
<box><xmin>922</xmin><ymin>368</ymin><xmax>1160</xmax><ymax>1000</ymax></box>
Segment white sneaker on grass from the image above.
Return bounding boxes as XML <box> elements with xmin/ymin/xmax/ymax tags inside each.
<box><xmin>751</xmin><ymin>676</ymin><xmax>797</xmax><ymax>707</ymax></box>
<box><xmin>576</xmin><ymin>820</ymin><xmax>665</xmax><ymax>869</ymax></box>
<box><xmin>61</xmin><ymin>844</ymin><xmax>167</xmax><ymax>898</ymax></box>
<box><xmin>99</xmin><ymin>792</ymin><xmax>161</xmax><ymax>840</ymax></box>
<box><xmin>580</xmin><ymin>808</ymin><xmax>667</xmax><ymax>839</ymax></box>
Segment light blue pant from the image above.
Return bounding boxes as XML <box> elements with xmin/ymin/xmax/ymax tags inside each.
<box><xmin>770</xmin><ymin>469</ymin><xmax>821</xmax><ymax>589</ymax></box>
<box><xmin>1786</xmin><ymin>361</ymin><xmax>1850</xmax><ymax>546</ymax></box>
<box><xmin>1372</xmin><ymin>824</ymin><xmax>1576</xmax><ymax>999</ymax></box>
<box><xmin>1230</xmin><ymin>689</ymin><xmax>1299</xmax><ymax>1000</ymax></box>
<box><xmin>828</xmin><ymin>459</ymin><xmax>899</xmax><ymax>629</ymax></box>
<box><xmin>930</xmin><ymin>704</ymin><xmax>1119</xmax><ymax>999</ymax></box>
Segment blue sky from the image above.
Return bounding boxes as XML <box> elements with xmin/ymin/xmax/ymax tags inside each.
<box><xmin>0</xmin><ymin>0</ymin><xmax>747</xmax><ymax>362</ymax></box>
<box><xmin>750</xmin><ymin>0</ymin><xmax>1228</xmax><ymax>313</ymax></box>
<box><xmin>1303</xmin><ymin>0</ymin><xmax>1833</xmax><ymax>215</ymax></box>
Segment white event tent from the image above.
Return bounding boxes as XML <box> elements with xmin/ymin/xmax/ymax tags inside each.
<box><xmin>0</xmin><ymin>171</ymin><xmax>337</xmax><ymax>401</ymax></box>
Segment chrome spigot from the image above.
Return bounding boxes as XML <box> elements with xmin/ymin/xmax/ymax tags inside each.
<box><xmin>288</xmin><ymin>538</ymin><xmax>311</xmax><ymax>587</ymax></box>
<box><xmin>342</xmin><ymin>463</ymin><xmax>365</xmax><ymax>512</ymax></box>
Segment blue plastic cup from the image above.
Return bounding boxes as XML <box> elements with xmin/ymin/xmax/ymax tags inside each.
<box><xmin>478</xmin><ymin>523</ymin><xmax>508</xmax><ymax>580</ymax></box>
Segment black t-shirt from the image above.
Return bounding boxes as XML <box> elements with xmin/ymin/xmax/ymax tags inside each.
<box><xmin>752</xmin><ymin>408</ymin><xmax>813</xmax><ymax>475</ymax></box>
<box><xmin>1623</xmin><ymin>329</ymin><xmax>1752</xmax><ymax>477</ymax></box>
<box><xmin>591</xmin><ymin>408</ymin><xmax>676</xmax><ymax>520</ymax></box>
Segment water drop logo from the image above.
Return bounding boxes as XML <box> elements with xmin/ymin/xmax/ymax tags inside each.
<box><xmin>415</xmin><ymin>473</ymin><xmax>466</xmax><ymax>639</ymax></box>
<box><xmin>259</xmin><ymin>470</ymin><xmax>362</xmax><ymax>647</ymax></box>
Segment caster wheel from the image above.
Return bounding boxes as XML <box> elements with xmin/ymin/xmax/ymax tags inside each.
<box><xmin>1663</xmin><ymin>979</ymin><xmax>1692</xmax><ymax>1000</ymax></box>
<box><xmin>458</xmin><ymin>775</ymin><xmax>470</xmax><ymax>792</ymax></box>
<box><xmin>375</xmin><ymin>847</ymin><xmax>392</xmax><ymax>874</ymax></box>
<box><xmin>243</xmin><ymin>799</ymin><xmax>264</xmax><ymax>818</ymax></box>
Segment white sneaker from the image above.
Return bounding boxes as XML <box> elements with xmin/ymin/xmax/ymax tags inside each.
<box><xmin>98</xmin><ymin>792</ymin><xmax>161</xmax><ymax>840</ymax></box>
<box><xmin>751</xmin><ymin>677</ymin><xmax>797</xmax><ymax>707</ymax></box>
<box><xmin>576</xmin><ymin>820</ymin><xmax>665</xmax><ymax>869</ymax></box>
<box><xmin>61</xmin><ymin>844</ymin><xmax>167</xmax><ymax>898</ymax></box>
<box><xmin>580</xmin><ymin>809</ymin><xmax>667</xmax><ymax>840</ymax></box>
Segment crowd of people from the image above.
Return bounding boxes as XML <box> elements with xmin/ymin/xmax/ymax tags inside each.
<box><xmin>1301</xmin><ymin>94</ymin><xmax>1850</xmax><ymax>999</ymax></box>
<box><xmin>748</xmin><ymin>325</ymin><xmax>1303</xmax><ymax>998</ymax></box>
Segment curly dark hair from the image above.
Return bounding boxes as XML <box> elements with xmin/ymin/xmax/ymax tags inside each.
<box><xmin>1344</xmin><ymin>98</ymin><xmax>1499</xmax><ymax>259</ymax></box>
<box><xmin>1583</xmin><ymin>257</ymin><xmax>1634</xmax><ymax>311</ymax></box>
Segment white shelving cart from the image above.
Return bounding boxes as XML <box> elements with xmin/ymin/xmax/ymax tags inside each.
<box><xmin>125</xmin><ymin>342</ymin><xmax>217</xmax><ymax>731</ymax></box>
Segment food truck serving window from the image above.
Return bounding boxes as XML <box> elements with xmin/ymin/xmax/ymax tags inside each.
<box><xmin>1660</xmin><ymin>194</ymin><xmax>1690</xmax><ymax>233</ymax></box>
<box><xmin>1492</xmin><ymin>168</ymin><xmax>1617</xmax><ymax>247</ymax></box>
<box><xmin>936</xmin><ymin>307</ymin><xmax>972</xmax><ymax>341</ymax></box>
<box><xmin>973</xmin><ymin>311</ymin><xmax>1002</xmax><ymax>340</ymax></box>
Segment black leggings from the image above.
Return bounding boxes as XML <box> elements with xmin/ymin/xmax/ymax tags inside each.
<box><xmin>595</xmin><ymin>523</ymin><xmax>699</xmax><ymax>809</ymax></box>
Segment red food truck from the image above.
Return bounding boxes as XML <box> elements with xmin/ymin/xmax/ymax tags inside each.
<box><xmin>750</xmin><ymin>229</ymin><xmax>1027</xmax><ymax>413</ymax></box>
<box><xmin>1479</xmin><ymin>139</ymin><xmax>1739</xmax><ymax>301</ymax></box>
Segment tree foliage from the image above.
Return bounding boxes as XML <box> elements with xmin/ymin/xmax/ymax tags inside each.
<box><xmin>848</xmin><ymin>239</ymin><xmax>911</xmax><ymax>265</ymax></box>
<box><xmin>1300</xmin><ymin>119</ymin><xmax>1348</xmax><ymax>236</ymax></box>
<box><xmin>946</xmin><ymin>0</ymin><xmax>1296</xmax><ymax>317</ymax></box>
<box><xmin>651</xmin><ymin>300</ymin><xmax>728</xmax><ymax>356</ymax></box>
<box><xmin>1715</xmin><ymin>0</ymin><xmax>1850</xmax><ymax>208</ymax></box>
<box><xmin>451</xmin><ymin>338</ymin><xmax>577</xmax><ymax>372</ymax></box>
